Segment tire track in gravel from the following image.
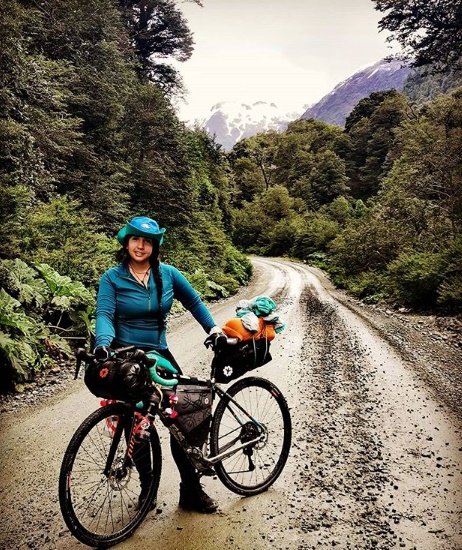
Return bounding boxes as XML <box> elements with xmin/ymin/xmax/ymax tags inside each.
<box><xmin>2</xmin><ymin>258</ymin><xmax>461</xmax><ymax>550</ymax></box>
<box><xmin>295</xmin><ymin>285</ymin><xmax>395</xmax><ymax>549</ymax></box>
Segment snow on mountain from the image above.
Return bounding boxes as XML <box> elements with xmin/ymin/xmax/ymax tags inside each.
<box><xmin>196</xmin><ymin>59</ymin><xmax>411</xmax><ymax>150</ymax></box>
<box><xmin>202</xmin><ymin>101</ymin><xmax>304</xmax><ymax>150</ymax></box>
<box><xmin>300</xmin><ymin>58</ymin><xmax>411</xmax><ymax>127</ymax></box>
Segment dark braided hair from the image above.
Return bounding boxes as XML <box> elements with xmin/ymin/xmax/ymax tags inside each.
<box><xmin>116</xmin><ymin>237</ymin><xmax>165</xmax><ymax>329</ymax></box>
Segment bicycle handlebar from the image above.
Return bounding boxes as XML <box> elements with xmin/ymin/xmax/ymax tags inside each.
<box><xmin>204</xmin><ymin>333</ymin><xmax>239</xmax><ymax>351</ymax></box>
<box><xmin>74</xmin><ymin>346</ymin><xmax>179</xmax><ymax>387</ymax></box>
<box><xmin>75</xmin><ymin>335</ymin><xmax>240</xmax><ymax>388</ymax></box>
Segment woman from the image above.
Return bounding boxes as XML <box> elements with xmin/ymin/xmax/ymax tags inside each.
<box><xmin>94</xmin><ymin>216</ymin><xmax>221</xmax><ymax>513</ymax></box>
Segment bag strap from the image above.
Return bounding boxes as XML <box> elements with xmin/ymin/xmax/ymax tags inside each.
<box><xmin>250</xmin><ymin>337</ymin><xmax>269</xmax><ymax>369</ymax></box>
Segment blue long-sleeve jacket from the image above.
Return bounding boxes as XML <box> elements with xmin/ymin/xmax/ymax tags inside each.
<box><xmin>95</xmin><ymin>263</ymin><xmax>216</xmax><ymax>349</ymax></box>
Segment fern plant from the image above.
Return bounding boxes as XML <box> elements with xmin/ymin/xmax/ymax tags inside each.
<box><xmin>0</xmin><ymin>258</ymin><xmax>49</xmax><ymax>307</ymax></box>
<box><xmin>35</xmin><ymin>262</ymin><xmax>95</xmax><ymax>340</ymax></box>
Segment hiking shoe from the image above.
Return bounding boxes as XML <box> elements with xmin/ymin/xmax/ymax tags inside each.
<box><xmin>179</xmin><ymin>483</ymin><xmax>218</xmax><ymax>513</ymax></box>
<box><xmin>136</xmin><ymin>477</ymin><xmax>157</xmax><ymax>511</ymax></box>
<box><xmin>136</xmin><ymin>488</ymin><xmax>156</xmax><ymax>511</ymax></box>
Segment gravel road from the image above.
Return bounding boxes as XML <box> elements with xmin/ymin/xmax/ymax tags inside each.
<box><xmin>0</xmin><ymin>258</ymin><xmax>461</xmax><ymax>550</ymax></box>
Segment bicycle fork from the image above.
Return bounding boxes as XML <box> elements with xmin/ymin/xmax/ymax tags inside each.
<box><xmin>102</xmin><ymin>412</ymin><xmax>140</xmax><ymax>479</ymax></box>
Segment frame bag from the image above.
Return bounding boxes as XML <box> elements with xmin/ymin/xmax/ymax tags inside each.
<box><xmin>162</xmin><ymin>379</ymin><xmax>213</xmax><ymax>447</ymax></box>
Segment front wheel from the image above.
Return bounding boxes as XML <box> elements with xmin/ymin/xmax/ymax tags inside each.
<box><xmin>210</xmin><ymin>377</ymin><xmax>291</xmax><ymax>496</ymax></box>
<box><xmin>59</xmin><ymin>402</ymin><xmax>161</xmax><ymax>548</ymax></box>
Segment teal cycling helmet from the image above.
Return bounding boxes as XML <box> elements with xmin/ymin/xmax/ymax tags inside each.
<box><xmin>117</xmin><ymin>216</ymin><xmax>166</xmax><ymax>245</ymax></box>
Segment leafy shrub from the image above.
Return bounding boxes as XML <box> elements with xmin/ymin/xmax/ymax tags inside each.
<box><xmin>438</xmin><ymin>278</ymin><xmax>462</xmax><ymax>307</ymax></box>
<box><xmin>186</xmin><ymin>269</ymin><xmax>227</xmax><ymax>300</ymax></box>
<box><xmin>386</xmin><ymin>252</ymin><xmax>443</xmax><ymax>307</ymax></box>
<box><xmin>306</xmin><ymin>252</ymin><xmax>330</xmax><ymax>270</ymax></box>
<box><xmin>20</xmin><ymin>197</ymin><xmax>118</xmax><ymax>288</ymax></box>
<box><xmin>231</xmin><ymin>202</ymin><xmax>273</xmax><ymax>254</ymax></box>
<box><xmin>346</xmin><ymin>271</ymin><xmax>390</xmax><ymax>303</ymax></box>
<box><xmin>0</xmin><ymin>259</ymin><xmax>95</xmax><ymax>390</ymax></box>
<box><xmin>293</xmin><ymin>214</ymin><xmax>339</xmax><ymax>259</ymax></box>
<box><xmin>0</xmin><ymin>288</ymin><xmax>43</xmax><ymax>388</ymax></box>
<box><xmin>222</xmin><ymin>244</ymin><xmax>253</xmax><ymax>286</ymax></box>
<box><xmin>438</xmin><ymin>237</ymin><xmax>462</xmax><ymax>307</ymax></box>
<box><xmin>266</xmin><ymin>216</ymin><xmax>301</xmax><ymax>256</ymax></box>
<box><xmin>164</xmin><ymin>228</ymin><xmax>251</xmax><ymax>295</ymax></box>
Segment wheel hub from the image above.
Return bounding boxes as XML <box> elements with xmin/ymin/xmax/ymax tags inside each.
<box><xmin>108</xmin><ymin>458</ymin><xmax>131</xmax><ymax>490</ymax></box>
<box><xmin>240</xmin><ymin>422</ymin><xmax>267</xmax><ymax>449</ymax></box>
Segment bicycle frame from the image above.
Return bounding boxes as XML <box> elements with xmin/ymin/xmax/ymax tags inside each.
<box><xmin>160</xmin><ymin>382</ymin><xmax>266</xmax><ymax>471</ymax></box>
<box><xmin>100</xmin><ymin>381</ymin><xmax>267</xmax><ymax>479</ymax></box>
<box><xmin>78</xmin><ymin>345</ymin><xmax>268</xmax><ymax>475</ymax></box>
<box><xmin>205</xmin><ymin>384</ymin><xmax>265</xmax><ymax>464</ymax></box>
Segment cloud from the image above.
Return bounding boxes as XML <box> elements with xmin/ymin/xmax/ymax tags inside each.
<box><xmin>174</xmin><ymin>0</ymin><xmax>395</xmax><ymax>121</ymax></box>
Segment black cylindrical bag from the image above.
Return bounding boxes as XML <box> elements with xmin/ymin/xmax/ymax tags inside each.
<box><xmin>84</xmin><ymin>356</ymin><xmax>151</xmax><ymax>401</ymax></box>
<box><xmin>212</xmin><ymin>338</ymin><xmax>272</xmax><ymax>384</ymax></box>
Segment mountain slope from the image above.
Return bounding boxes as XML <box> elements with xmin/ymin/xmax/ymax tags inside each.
<box><xmin>300</xmin><ymin>59</ymin><xmax>411</xmax><ymax>127</ymax></box>
<box><xmin>203</xmin><ymin>101</ymin><xmax>303</xmax><ymax>150</ymax></box>
<box><xmin>200</xmin><ymin>59</ymin><xmax>412</xmax><ymax>149</ymax></box>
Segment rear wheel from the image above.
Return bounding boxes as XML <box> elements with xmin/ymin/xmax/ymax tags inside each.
<box><xmin>210</xmin><ymin>377</ymin><xmax>291</xmax><ymax>496</ymax></box>
<box><xmin>59</xmin><ymin>402</ymin><xmax>161</xmax><ymax>548</ymax></box>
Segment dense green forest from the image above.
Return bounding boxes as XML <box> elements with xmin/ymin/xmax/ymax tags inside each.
<box><xmin>1</xmin><ymin>0</ymin><xmax>461</xmax><ymax>390</ymax></box>
<box><xmin>0</xmin><ymin>0</ymin><xmax>250</xmax><ymax>390</ymax></box>
<box><xmin>229</xmin><ymin>0</ymin><xmax>462</xmax><ymax>311</ymax></box>
<box><xmin>230</xmin><ymin>88</ymin><xmax>462</xmax><ymax>309</ymax></box>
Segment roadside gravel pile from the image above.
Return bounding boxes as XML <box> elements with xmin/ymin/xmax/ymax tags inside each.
<box><xmin>0</xmin><ymin>361</ymin><xmax>75</xmax><ymax>415</ymax></box>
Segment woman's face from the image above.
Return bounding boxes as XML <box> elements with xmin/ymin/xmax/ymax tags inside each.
<box><xmin>126</xmin><ymin>236</ymin><xmax>153</xmax><ymax>264</ymax></box>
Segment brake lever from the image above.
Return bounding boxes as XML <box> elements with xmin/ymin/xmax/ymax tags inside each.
<box><xmin>74</xmin><ymin>348</ymin><xmax>88</xmax><ymax>379</ymax></box>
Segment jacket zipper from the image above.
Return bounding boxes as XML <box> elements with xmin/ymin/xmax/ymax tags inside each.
<box><xmin>122</xmin><ymin>272</ymin><xmax>152</xmax><ymax>312</ymax></box>
<box><xmin>147</xmin><ymin>275</ymin><xmax>151</xmax><ymax>313</ymax></box>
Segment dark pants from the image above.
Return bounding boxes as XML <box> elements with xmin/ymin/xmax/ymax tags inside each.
<box><xmin>115</xmin><ymin>343</ymin><xmax>200</xmax><ymax>489</ymax></box>
<box><xmin>155</xmin><ymin>348</ymin><xmax>200</xmax><ymax>487</ymax></box>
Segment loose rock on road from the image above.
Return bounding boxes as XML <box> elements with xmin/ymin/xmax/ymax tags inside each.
<box><xmin>0</xmin><ymin>258</ymin><xmax>461</xmax><ymax>549</ymax></box>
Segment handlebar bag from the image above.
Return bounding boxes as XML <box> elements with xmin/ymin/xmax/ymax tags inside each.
<box><xmin>212</xmin><ymin>338</ymin><xmax>272</xmax><ymax>384</ymax></box>
<box><xmin>84</xmin><ymin>355</ymin><xmax>152</xmax><ymax>401</ymax></box>
<box><xmin>162</xmin><ymin>379</ymin><xmax>213</xmax><ymax>448</ymax></box>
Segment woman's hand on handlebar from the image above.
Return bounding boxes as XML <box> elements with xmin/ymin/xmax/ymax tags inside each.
<box><xmin>76</xmin><ymin>345</ymin><xmax>134</xmax><ymax>364</ymax></box>
<box><xmin>93</xmin><ymin>346</ymin><xmax>113</xmax><ymax>362</ymax></box>
<box><xmin>204</xmin><ymin>332</ymin><xmax>227</xmax><ymax>350</ymax></box>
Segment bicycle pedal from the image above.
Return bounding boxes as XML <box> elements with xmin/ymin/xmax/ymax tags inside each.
<box><xmin>199</xmin><ymin>467</ymin><xmax>216</xmax><ymax>477</ymax></box>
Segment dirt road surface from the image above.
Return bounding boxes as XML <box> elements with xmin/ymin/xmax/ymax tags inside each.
<box><xmin>1</xmin><ymin>258</ymin><xmax>461</xmax><ymax>550</ymax></box>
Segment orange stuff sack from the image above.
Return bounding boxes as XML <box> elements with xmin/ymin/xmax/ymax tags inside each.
<box><xmin>222</xmin><ymin>317</ymin><xmax>276</xmax><ymax>342</ymax></box>
<box><xmin>259</xmin><ymin>321</ymin><xmax>276</xmax><ymax>341</ymax></box>
<box><xmin>222</xmin><ymin>318</ymin><xmax>254</xmax><ymax>341</ymax></box>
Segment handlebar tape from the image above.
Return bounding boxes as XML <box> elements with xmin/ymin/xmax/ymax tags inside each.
<box><xmin>146</xmin><ymin>351</ymin><xmax>179</xmax><ymax>387</ymax></box>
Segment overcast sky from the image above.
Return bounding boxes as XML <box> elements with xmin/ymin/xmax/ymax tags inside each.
<box><xmin>172</xmin><ymin>0</ymin><xmax>398</xmax><ymax>122</ymax></box>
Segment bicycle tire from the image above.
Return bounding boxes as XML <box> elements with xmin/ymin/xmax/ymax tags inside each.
<box><xmin>59</xmin><ymin>402</ymin><xmax>161</xmax><ymax>548</ymax></box>
<box><xmin>210</xmin><ymin>377</ymin><xmax>291</xmax><ymax>496</ymax></box>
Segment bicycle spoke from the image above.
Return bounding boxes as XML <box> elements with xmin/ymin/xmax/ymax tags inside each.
<box><xmin>211</xmin><ymin>377</ymin><xmax>291</xmax><ymax>495</ymax></box>
<box><xmin>59</xmin><ymin>403</ymin><xmax>162</xmax><ymax>547</ymax></box>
